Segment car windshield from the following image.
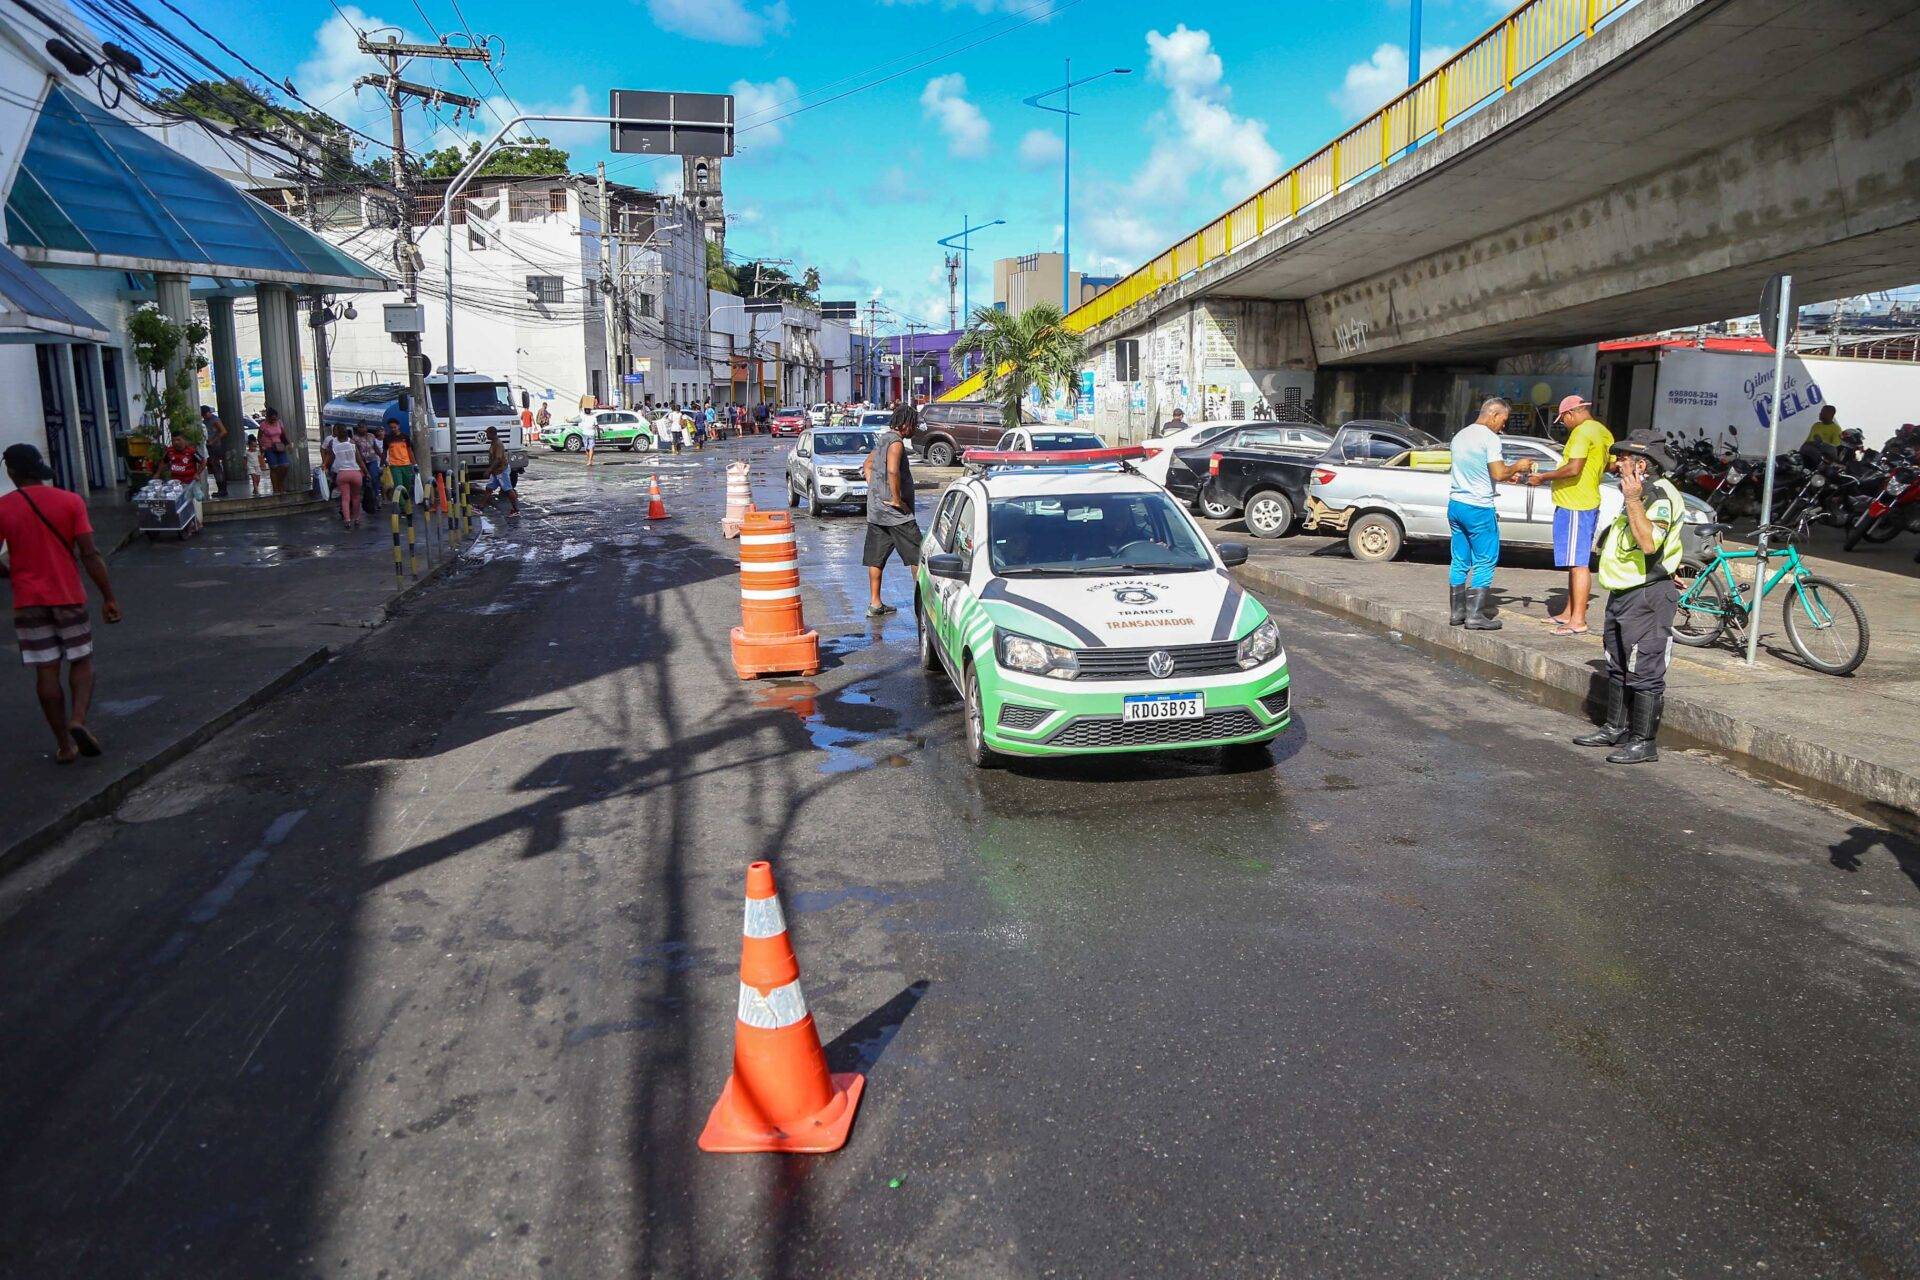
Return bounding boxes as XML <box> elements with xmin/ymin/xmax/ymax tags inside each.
<box><xmin>812</xmin><ymin>431</ymin><xmax>875</xmax><ymax>454</ymax></box>
<box><xmin>988</xmin><ymin>490</ymin><xmax>1213</xmax><ymax>575</ymax></box>
<box><xmin>428</xmin><ymin>381</ymin><xmax>514</xmax><ymax>417</ymax></box>
<box><xmin>1029</xmin><ymin>431</ymin><xmax>1102</xmax><ymax>450</ymax></box>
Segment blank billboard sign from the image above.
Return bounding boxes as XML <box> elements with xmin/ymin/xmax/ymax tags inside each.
<box><xmin>609</xmin><ymin>90</ymin><xmax>734</xmax><ymax>156</ymax></box>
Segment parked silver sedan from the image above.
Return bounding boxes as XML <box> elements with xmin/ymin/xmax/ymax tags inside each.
<box><xmin>1306</xmin><ymin>435</ymin><xmax>1718</xmax><ymax>562</ymax></box>
<box><xmin>786</xmin><ymin>426</ymin><xmax>881</xmax><ymax>517</ymax></box>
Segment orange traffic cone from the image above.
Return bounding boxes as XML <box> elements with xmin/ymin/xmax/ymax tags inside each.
<box><xmin>648</xmin><ymin>474</ymin><xmax>671</xmax><ymax>520</ymax></box>
<box><xmin>700</xmin><ymin>861</ymin><xmax>864</xmax><ymax>1154</ymax></box>
<box><xmin>730</xmin><ymin>510</ymin><xmax>820</xmax><ymax>678</ymax></box>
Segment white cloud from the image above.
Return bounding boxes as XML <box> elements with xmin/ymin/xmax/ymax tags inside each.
<box><xmin>876</xmin><ymin>164</ymin><xmax>926</xmax><ymax>203</ymax></box>
<box><xmin>920</xmin><ymin>73</ymin><xmax>991</xmax><ymax>160</ymax></box>
<box><xmin>730</xmin><ymin>77</ymin><xmax>799</xmax><ymax>148</ymax></box>
<box><xmin>646</xmin><ymin>0</ymin><xmax>790</xmax><ymax>45</ymax></box>
<box><xmin>1133</xmin><ymin>25</ymin><xmax>1281</xmax><ymax>204</ymax></box>
<box><xmin>879</xmin><ymin>0</ymin><xmax>1055</xmax><ymax>13</ymax></box>
<box><xmin>1017</xmin><ymin>128</ymin><xmax>1063</xmax><ymax>171</ymax></box>
<box><xmin>1330</xmin><ymin>43</ymin><xmax>1452</xmax><ymax>119</ymax></box>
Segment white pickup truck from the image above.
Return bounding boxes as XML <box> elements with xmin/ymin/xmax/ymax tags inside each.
<box><xmin>1306</xmin><ymin>435</ymin><xmax>1718</xmax><ymax>563</ymax></box>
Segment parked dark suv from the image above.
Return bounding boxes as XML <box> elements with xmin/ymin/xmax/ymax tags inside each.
<box><xmin>915</xmin><ymin>401</ymin><xmax>1039</xmax><ymax>467</ymax></box>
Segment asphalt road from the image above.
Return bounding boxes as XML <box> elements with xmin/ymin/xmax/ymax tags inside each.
<box><xmin>2</xmin><ymin>437</ymin><xmax>1916</xmax><ymax>1278</ymax></box>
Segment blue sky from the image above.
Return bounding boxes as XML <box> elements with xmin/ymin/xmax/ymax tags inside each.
<box><xmin>168</xmin><ymin>0</ymin><xmax>1520</xmax><ymax>327</ymax></box>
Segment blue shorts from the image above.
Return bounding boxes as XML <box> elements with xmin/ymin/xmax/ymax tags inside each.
<box><xmin>1553</xmin><ymin>506</ymin><xmax>1599</xmax><ymax>568</ymax></box>
<box><xmin>487</xmin><ymin>470</ymin><xmax>515</xmax><ymax>493</ymax></box>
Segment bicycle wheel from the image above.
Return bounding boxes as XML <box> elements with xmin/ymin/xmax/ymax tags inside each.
<box><xmin>1782</xmin><ymin>575</ymin><xmax>1869</xmax><ymax>675</ymax></box>
<box><xmin>1671</xmin><ymin>565</ymin><xmax>1731</xmax><ymax>647</ymax></box>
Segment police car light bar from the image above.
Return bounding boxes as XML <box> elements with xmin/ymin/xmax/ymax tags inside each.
<box><xmin>962</xmin><ymin>445</ymin><xmax>1151</xmax><ymax>469</ymax></box>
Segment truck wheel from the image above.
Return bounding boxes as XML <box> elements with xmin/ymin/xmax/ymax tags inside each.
<box><xmin>924</xmin><ymin>439</ymin><xmax>955</xmax><ymax>468</ymax></box>
<box><xmin>1347</xmin><ymin>512</ymin><xmax>1404</xmax><ymax>562</ymax></box>
<box><xmin>1198</xmin><ymin>484</ymin><xmax>1238</xmax><ymax>521</ymax></box>
<box><xmin>1244</xmin><ymin>490</ymin><xmax>1295</xmax><ymax>539</ymax></box>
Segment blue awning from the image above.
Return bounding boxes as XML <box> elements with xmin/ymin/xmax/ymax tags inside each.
<box><xmin>0</xmin><ymin>239</ymin><xmax>107</xmax><ymax>342</ymax></box>
<box><xmin>5</xmin><ymin>88</ymin><xmax>392</xmax><ymax>292</ymax></box>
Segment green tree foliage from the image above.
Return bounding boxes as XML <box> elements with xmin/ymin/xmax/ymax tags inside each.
<box><xmin>950</xmin><ymin>303</ymin><xmax>1086</xmax><ymax>429</ymax></box>
<box><xmin>706</xmin><ymin>240</ymin><xmax>738</xmax><ymax>294</ymax></box>
<box><xmin>127</xmin><ymin>305</ymin><xmax>210</xmax><ymax>446</ymax></box>
<box><xmin>418</xmin><ymin>139</ymin><xmax>572</xmax><ymax>179</ymax></box>
<box><xmin>733</xmin><ymin>260</ymin><xmax>817</xmax><ymax>303</ymax></box>
<box><xmin>152</xmin><ymin>80</ymin><xmax>371</xmax><ymax>183</ymax></box>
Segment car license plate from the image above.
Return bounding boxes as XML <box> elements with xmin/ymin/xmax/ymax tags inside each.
<box><xmin>1122</xmin><ymin>692</ymin><xmax>1203</xmax><ymax>722</ymax></box>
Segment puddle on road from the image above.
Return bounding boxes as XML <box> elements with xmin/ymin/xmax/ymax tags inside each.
<box><xmin>754</xmin><ymin>676</ymin><xmax>906</xmax><ymax>774</ymax></box>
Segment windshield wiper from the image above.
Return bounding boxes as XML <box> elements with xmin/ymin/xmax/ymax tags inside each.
<box><xmin>997</xmin><ymin>566</ymin><xmax>1087</xmax><ymax>577</ymax></box>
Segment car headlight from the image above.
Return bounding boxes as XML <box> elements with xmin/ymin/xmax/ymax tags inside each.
<box><xmin>995</xmin><ymin>629</ymin><xmax>1080</xmax><ymax>678</ymax></box>
<box><xmin>1237</xmin><ymin>617</ymin><xmax>1282</xmax><ymax>669</ymax></box>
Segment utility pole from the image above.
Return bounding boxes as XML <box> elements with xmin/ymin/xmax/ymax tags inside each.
<box><xmin>355</xmin><ymin>33</ymin><xmax>487</xmax><ymax>514</ymax></box>
<box><xmin>597</xmin><ymin>161</ymin><xmax>620</xmax><ymax>408</ymax></box>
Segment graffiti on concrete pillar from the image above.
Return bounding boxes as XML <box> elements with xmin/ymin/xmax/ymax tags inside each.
<box><xmin>1333</xmin><ymin>315</ymin><xmax>1371</xmax><ymax>355</ymax></box>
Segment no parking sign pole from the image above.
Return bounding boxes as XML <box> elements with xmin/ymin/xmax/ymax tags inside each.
<box><xmin>1748</xmin><ymin>272</ymin><xmax>1794</xmax><ymax>667</ymax></box>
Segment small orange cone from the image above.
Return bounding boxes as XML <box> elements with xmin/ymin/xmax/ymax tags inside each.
<box><xmin>700</xmin><ymin>861</ymin><xmax>863</xmax><ymax>1154</ymax></box>
<box><xmin>647</xmin><ymin>474</ymin><xmax>671</xmax><ymax>520</ymax></box>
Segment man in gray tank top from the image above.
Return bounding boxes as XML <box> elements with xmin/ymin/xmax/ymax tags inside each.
<box><xmin>860</xmin><ymin>402</ymin><xmax>924</xmax><ymax>617</ymax></box>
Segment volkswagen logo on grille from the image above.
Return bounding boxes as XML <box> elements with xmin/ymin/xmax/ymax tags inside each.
<box><xmin>1147</xmin><ymin>649</ymin><xmax>1176</xmax><ymax>678</ymax></box>
<box><xmin>1113</xmin><ymin>586</ymin><xmax>1158</xmax><ymax>605</ymax></box>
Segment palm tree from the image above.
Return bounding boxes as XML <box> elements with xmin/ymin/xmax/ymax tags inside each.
<box><xmin>950</xmin><ymin>303</ymin><xmax>1086</xmax><ymax>429</ymax></box>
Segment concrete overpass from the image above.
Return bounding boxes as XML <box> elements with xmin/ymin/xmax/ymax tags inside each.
<box><xmin>950</xmin><ymin>0</ymin><xmax>1920</xmax><ymax>435</ymax></box>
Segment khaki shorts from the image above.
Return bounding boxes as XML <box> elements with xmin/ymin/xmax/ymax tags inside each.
<box><xmin>14</xmin><ymin>604</ymin><xmax>92</xmax><ymax>667</ymax></box>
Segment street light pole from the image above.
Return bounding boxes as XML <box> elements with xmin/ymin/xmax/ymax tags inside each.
<box><xmin>1023</xmin><ymin>63</ymin><xmax>1130</xmax><ymax>313</ymax></box>
<box><xmin>1409</xmin><ymin>0</ymin><xmax>1422</xmax><ymax>87</ymax></box>
<box><xmin>937</xmin><ymin>212</ymin><xmax>1004</xmax><ymax>374</ymax></box>
<box><xmin>434</xmin><ymin>112</ymin><xmax>647</xmax><ymax>483</ymax></box>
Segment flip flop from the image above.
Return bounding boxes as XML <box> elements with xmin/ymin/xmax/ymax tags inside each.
<box><xmin>71</xmin><ymin>725</ymin><xmax>102</xmax><ymax>756</ymax></box>
<box><xmin>1551</xmin><ymin>624</ymin><xmax>1590</xmax><ymax>636</ymax></box>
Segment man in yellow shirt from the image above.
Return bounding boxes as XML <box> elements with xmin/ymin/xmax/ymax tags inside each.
<box><xmin>1526</xmin><ymin>394</ymin><xmax>1614</xmax><ymax>635</ymax></box>
<box><xmin>1805</xmin><ymin>404</ymin><xmax>1842</xmax><ymax>450</ymax></box>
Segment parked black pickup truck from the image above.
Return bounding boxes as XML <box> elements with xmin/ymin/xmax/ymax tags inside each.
<box><xmin>1208</xmin><ymin>420</ymin><xmax>1439</xmax><ymax>538</ymax></box>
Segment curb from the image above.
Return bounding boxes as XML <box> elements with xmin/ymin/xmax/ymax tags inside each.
<box><xmin>0</xmin><ymin>548</ymin><xmax>464</xmax><ymax>880</ymax></box>
<box><xmin>1235</xmin><ymin>559</ymin><xmax>1920</xmax><ymax>826</ymax></box>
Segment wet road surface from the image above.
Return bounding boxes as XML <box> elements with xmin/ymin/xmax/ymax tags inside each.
<box><xmin>1</xmin><ymin>437</ymin><xmax>1917</xmax><ymax>1277</ymax></box>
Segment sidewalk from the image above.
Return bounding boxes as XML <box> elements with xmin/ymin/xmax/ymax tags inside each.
<box><xmin>0</xmin><ymin>502</ymin><xmax>459</xmax><ymax>873</ymax></box>
<box><xmin>1217</xmin><ymin>519</ymin><xmax>1920</xmax><ymax>823</ymax></box>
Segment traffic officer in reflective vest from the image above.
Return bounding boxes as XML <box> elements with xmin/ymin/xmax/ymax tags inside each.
<box><xmin>1573</xmin><ymin>433</ymin><xmax>1686</xmax><ymax>764</ymax></box>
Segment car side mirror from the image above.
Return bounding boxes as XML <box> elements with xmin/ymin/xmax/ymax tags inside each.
<box><xmin>1216</xmin><ymin>541</ymin><xmax>1249</xmax><ymax>567</ymax></box>
<box><xmin>926</xmin><ymin>552</ymin><xmax>968</xmax><ymax>580</ymax></box>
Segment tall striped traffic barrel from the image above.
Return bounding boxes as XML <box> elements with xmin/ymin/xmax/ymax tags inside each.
<box><xmin>730</xmin><ymin>510</ymin><xmax>820</xmax><ymax>679</ymax></box>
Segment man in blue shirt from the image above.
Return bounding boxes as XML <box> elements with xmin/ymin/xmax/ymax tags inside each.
<box><xmin>1448</xmin><ymin>397</ymin><xmax>1535</xmax><ymax>629</ymax></box>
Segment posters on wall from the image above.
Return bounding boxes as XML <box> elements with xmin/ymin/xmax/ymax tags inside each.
<box><xmin>1201</xmin><ymin>314</ymin><xmax>1240</xmax><ymax>371</ymax></box>
<box><xmin>1077</xmin><ymin>369</ymin><xmax>1095</xmax><ymax>420</ymax></box>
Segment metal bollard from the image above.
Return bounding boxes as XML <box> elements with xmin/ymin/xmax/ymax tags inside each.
<box><xmin>389</xmin><ymin>481</ymin><xmax>404</xmax><ymax>587</ymax></box>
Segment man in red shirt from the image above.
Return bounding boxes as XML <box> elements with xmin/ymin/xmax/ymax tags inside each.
<box><xmin>0</xmin><ymin>444</ymin><xmax>121</xmax><ymax>763</ymax></box>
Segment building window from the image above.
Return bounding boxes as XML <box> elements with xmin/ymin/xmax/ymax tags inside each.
<box><xmin>584</xmin><ymin>280</ymin><xmax>598</xmax><ymax>308</ymax></box>
<box><xmin>549</xmin><ymin>188</ymin><xmax>569</xmax><ymax>214</ymax></box>
<box><xmin>638</xmin><ymin>293</ymin><xmax>655</xmax><ymax>317</ymax></box>
<box><xmin>527</xmin><ymin>275</ymin><xmax>565</xmax><ymax>305</ymax></box>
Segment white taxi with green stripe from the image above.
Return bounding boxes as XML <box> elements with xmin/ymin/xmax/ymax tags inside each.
<box><xmin>914</xmin><ymin>448</ymin><xmax>1291</xmax><ymax>766</ymax></box>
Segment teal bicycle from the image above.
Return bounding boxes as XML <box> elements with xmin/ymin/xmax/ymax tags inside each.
<box><xmin>1672</xmin><ymin>513</ymin><xmax>1869</xmax><ymax>675</ymax></box>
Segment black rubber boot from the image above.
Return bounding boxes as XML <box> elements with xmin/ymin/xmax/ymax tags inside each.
<box><xmin>1449</xmin><ymin>584</ymin><xmax>1468</xmax><ymax>626</ymax></box>
<box><xmin>1572</xmin><ymin>684</ymin><xmax>1628</xmax><ymax>746</ymax></box>
<box><xmin>1463</xmin><ymin>587</ymin><xmax>1502</xmax><ymax>630</ymax></box>
<box><xmin>1606</xmin><ymin>692</ymin><xmax>1663</xmax><ymax>764</ymax></box>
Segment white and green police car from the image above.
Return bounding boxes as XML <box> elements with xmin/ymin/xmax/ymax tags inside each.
<box><xmin>914</xmin><ymin>447</ymin><xmax>1292</xmax><ymax>766</ymax></box>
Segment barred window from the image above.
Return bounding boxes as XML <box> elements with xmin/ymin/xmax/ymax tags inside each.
<box><xmin>527</xmin><ymin>275</ymin><xmax>565</xmax><ymax>305</ymax></box>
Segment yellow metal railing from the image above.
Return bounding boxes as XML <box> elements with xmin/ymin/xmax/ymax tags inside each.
<box><xmin>940</xmin><ymin>0</ymin><xmax>1632</xmax><ymax>402</ymax></box>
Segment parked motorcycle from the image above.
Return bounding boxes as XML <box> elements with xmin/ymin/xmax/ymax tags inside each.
<box><xmin>1843</xmin><ymin>462</ymin><xmax>1920</xmax><ymax>550</ymax></box>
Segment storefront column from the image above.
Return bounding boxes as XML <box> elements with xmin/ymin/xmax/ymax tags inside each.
<box><xmin>53</xmin><ymin>343</ymin><xmax>87</xmax><ymax>493</ymax></box>
<box><xmin>256</xmin><ymin>283</ymin><xmax>310</xmax><ymax>494</ymax></box>
<box><xmin>206</xmin><ymin>295</ymin><xmax>247</xmax><ymax>486</ymax></box>
<box><xmin>85</xmin><ymin>345</ymin><xmax>117</xmax><ymax>487</ymax></box>
<box><xmin>153</xmin><ymin>271</ymin><xmax>200</xmax><ymax>418</ymax></box>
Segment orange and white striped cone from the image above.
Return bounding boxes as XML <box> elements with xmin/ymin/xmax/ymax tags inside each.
<box><xmin>720</xmin><ymin>460</ymin><xmax>751</xmax><ymax>538</ymax></box>
<box><xmin>647</xmin><ymin>474</ymin><xmax>670</xmax><ymax>521</ymax></box>
<box><xmin>730</xmin><ymin>510</ymin><xmax>820</xmax><ymax>678</ymax></box>
<box><xmin>699</xmin><ymin>861</ymin><xmax>864</xmax><ymax>1154</ymax></box>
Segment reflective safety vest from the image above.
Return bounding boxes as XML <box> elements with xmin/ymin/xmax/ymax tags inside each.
<box><xmin>1598</xmin><ymin>477</ymin><xmax>1685</xmax><ymax>592</ymax></box>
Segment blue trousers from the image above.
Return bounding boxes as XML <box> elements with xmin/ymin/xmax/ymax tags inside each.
<box><xmin>1447</xmin><ymin>499</ymin><xmax>1500</xmax><ymax>588</ymax></box>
